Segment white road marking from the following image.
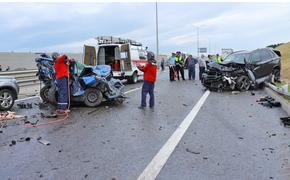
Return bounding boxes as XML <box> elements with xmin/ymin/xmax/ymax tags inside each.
<box><xmin>137</xmin><ymin>90</ymin><xmax>211</xmax><ymax>180</ymax></box>
<box><xmin>16</xmin><ymin>96</ymin><xmax>40</xmax><ymax>102</ymax></box>
<box><xmin>124</xmin><ymin>87</ymin><xmax>142</xmax><ymax>94</ymax></box>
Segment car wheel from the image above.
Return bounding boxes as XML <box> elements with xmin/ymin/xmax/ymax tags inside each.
<box><xmin>273</xmin><ymin>68</ymin><xmax>280</xmax><ymax>82</ymax></box>
<box><xmin>40</xmin><ymin>85</ymin><xmax>50</xmax><ymax>103</ymax></box>
<box><xmin>84</xmin><ymin>88</ymin><xmax>103</xmax><ymax>107</ymax></box>
<box><xmin>0</xmin><ymin>89</ymin><xmax>15</xmax><ymax>111</ymax></box>
<box><xmin>129</xmin><ymin>72</ymin><xmax>138</xmax><ymax>84</ymax></box>
<box><xmin>236</xmin><ymin>76</ymin><xmax>251</xmax><ymax>91</ymax></box>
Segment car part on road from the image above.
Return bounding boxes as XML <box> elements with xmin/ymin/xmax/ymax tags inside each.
<box><xmin>0</xmin><ymin>111</ymin><xmax>24</xmax><ymax>121</ymax></box>
<box><xmin>280</xmin><ymin>117</ymin><xmax>290</xmax><ymax>127</ymax></box>
<box><xmin>17</xmin><ymin>103</ymin><xmax>33</xmax><ymax>109</ymax></box>
<box><xmin>257</xmin><ymin>96</ymin><xmax>281</xmax><ymax>108</ymax></box>
<box><xmin>37</xmin><ymin>137</ymin><xmax>50</xmax><ymax>145</ymax></box>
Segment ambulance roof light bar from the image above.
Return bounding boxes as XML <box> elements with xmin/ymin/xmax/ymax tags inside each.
<box><xmin>95</xmin><ymin>36</ymin><xmax>142</xmax><ymax>46</ymax></box>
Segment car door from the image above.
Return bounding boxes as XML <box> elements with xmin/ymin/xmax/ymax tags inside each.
<box><xmin>120</xmin><ymin>43</ymin><xmax>132</xmax><ymax>72</ymax></box>
<box><xmin>249</xmin><ymin>50</ymin><xmax>264</xmax><ymax>79</ymax></box>
<box><xmin>259</xmin><ymin>49</ymin><xmax>275</xmax><ymax>77</ymax></box>
<box><xmin>83</xmin><ymin>45</ymin><xmax>97</xmax><ymax>66</ymax></box>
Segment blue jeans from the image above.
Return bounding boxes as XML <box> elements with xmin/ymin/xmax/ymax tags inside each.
<box><xmin>141</xmin><ymin>80</ymin><xmax>155</xmax><ymax>107</ymax></box>
<box><xmin>188</xmin><ymin>66</ymin><xmax>195</xmax><ymax>80</ymax></box>
<box><xmin>56</xmin><ymin>77</ymin><xmax>68</xmax><ymax>110</ymax></box>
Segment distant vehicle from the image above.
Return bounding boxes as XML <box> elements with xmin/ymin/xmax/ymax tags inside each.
<box><xmin>202</xmin><ymin>48</ymin><xmax>281</xmax><ymax>91</ymax></box>
<box><xmin>83</xmin><ymin>36</ymin><xmax>148</xmax><ymax>84</ymax></box>
<box><xmin>0</xmin><ymin>76</ymin><xmax>19</xmax><ymax>110</ymax></box>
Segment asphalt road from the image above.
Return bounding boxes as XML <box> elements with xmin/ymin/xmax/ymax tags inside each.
<box><xmin>1</xmin><ymin>69</ymin><xmax>290</xmax><ymax>180</ymax></box>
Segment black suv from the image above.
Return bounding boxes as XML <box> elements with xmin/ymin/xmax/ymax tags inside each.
<box><xmin>202</xmin><ymin>48</ymin><xmax>281</xmax><ymax>91</ymax></box>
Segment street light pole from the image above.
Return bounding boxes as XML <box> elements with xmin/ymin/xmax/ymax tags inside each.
<box><xmin>197</xmin><ymin>27</ymin><xmax>199</xmax><ymax>57</ymax></box>
<box><xmin>155</xmin><ymin>2</ymin><xmax>159</xmax><ymax>60</ymax></box>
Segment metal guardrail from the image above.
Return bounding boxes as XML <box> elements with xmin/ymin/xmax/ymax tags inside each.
<box><xmin>265</xmin><ymin>82</ymin><xmax>290</xmax><ymax>98</ymax></box>
<box><xmin>0</xmin><ymin>69</ymin><xmax>39</xmax><ymax>87</ymax></box>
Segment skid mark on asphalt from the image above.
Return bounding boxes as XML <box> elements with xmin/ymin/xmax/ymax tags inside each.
<box><xmin>137</xmin><ymin>90</ymin><xmax>210</xmax><ymax>180</ymax></box>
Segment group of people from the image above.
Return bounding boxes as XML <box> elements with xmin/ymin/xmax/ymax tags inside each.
<box><xmin>168</xmin><ymin>52</ymin><xmax>207</xmax><ymax>81</ymax></box>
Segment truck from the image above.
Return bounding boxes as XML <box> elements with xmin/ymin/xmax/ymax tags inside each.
<box><xmin>82</xmin><ymin>36</ymin><xmax>148</xmax><ymax>84</ymax></box>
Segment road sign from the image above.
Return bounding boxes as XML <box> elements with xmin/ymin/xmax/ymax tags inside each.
<box><xmin>198</xmin><ymin>48</ymin><xmax>207</xmax><ymax>53</ymax></box>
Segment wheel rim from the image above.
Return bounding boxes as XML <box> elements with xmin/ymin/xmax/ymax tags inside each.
<box><xmin>274</xmin><ymin>70</ymin><xmax>280</xmax><ymax>80</ymax></box>
<box><xmin>238</xmin><ymin>77</ymin><xmax>250</xmax><ymax>91</ymax></box>
<box><xmin>87</xmin><ymin>92</ymin><xmax>98</xmax><ymax>103</ymax></box>
<box><xmin>133</xmin><ymin>73</ymin><xmax>138</xmax><ymax>83</ymax></box>
<box><xmin>0</xmin><ymin>92</ymin><xmax>13</xmax><ymax>108</ymax></box>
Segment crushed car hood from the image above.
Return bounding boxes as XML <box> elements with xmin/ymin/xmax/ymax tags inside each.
<box><xmin>207</xmin><ymin>61</ymin><xmax>244</xmax><ymax>72</ymax></box>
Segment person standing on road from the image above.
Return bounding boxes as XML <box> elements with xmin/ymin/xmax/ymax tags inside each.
<box><xmin>52</xmin><ymin>52</ymin><xmax>70</xmax><ymax>114</ymax></box>
<box><xmin>137</xmin><ymin>51</ymin><xmax>157</xmax><ymax>110</ymax></box>
<box><xmin>184</xmin><ymin>55</ymin><xmax>198</xmax><ymax>80</ymax></box>
<box><xmin>160</xmin><ymin>58</ymin><xmax>165</xmax><ymax>71</ymax></box>
<box><xmin>175</xmin><ymin>51</ymin><xmax>185</xmax><ymax>80</ymax></box>
<box><xmin>168</xmin><ymin>53</ymin><xmax>176</xmax><ymax>81</ymax></box>
<box><xmin>198</xmin><ymin>54</ymin><xmax>207</xmax><ymax>80</ymax></box>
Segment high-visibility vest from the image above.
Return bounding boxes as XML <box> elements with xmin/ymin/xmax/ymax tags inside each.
<box><xmin>216</xmin><ymin>56</ymin><xmax>222</xmax><ymax>63</ymax></box>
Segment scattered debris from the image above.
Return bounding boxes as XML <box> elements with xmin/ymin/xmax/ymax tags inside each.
<box><xmin>251</xmin><ymin>92</ymin><xmax>255</xmax><ymax>96</ymax></box>
<box><xmin>0</xmin><ymin>111</ymin><xmax>24</xmax><ymax>121</ymax></box>
<box><xmin>37</xmin><ymin>137</ymin><xmax>50</xmax><ymax>146</ymax></box>
<box><xmin>203</xmin><ymin>157</ymin><xmax>208</xmax><ymax>160</ymax></box>
<box><xmin>40</xmin><ymin>113</ymin><xmax>57</xmax><ymax>118</ymax></box>
<box><xmin>182</xmin><ymin>104</ymin><xmax>188</xmax><ymax>106</ymax></box>
<box><xmin>0</xmin><ymin>130</ymin><xmax>2</xmax><ymax>133</ymax></box>
<box><xmin>257</xmin><ymin>96</ymin><xmax>281</xmax><ymax>108</ymax></box>
<box><xmin>186</xmin><ymin>148</ymin><xmax>200</xmax><ymax>154</ymax></box>
<box><xmin>280</xmin><ymin>117</ymin><xmax>290</xmax><ymax>127</ymax></box>
<box><xmin>232</xmin><ymin>91</ymin><xmax>240</xmax><ymax>95</ymax></box>
<box><xmin>238</xmin><ymin>137</ymin><xmax>244</xmax><ymax>140</ymax></box>
<box><xmin>17</xmin><ymin>103</ymin><xmax>33</xmax><ymax>109</ymax></box>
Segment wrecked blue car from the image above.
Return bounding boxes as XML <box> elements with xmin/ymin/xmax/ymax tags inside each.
<box><xmin>35</xmin><ymin>53</ymin><xmax>125</xmax><ymax>107</ymax></box>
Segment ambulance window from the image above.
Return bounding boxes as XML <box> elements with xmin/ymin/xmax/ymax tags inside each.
<box><xmin>131</xmin><ymin>48</ymin><xmax>139</xmax><ymax>60</ymax></box>
<box><xmin>114</xmin><ymin>46</ymin><xmax>120</xmax><ymax>59</ymax></box>
<box><xmin>139</xmin><ymin>50</ymin><xmax>146</xmax><ymax>60</ymax></box>
<box><xmin>98</xmin><ymin>47</ymin><xmax>105</xmax><ymax>65</ymax></box>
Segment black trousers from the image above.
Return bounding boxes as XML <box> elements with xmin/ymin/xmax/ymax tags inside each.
<box><xmin>169</xmin><ymin>66</ymin><xmax>175</xmax><ymax>81</ymax></box>
<box><xmin>175</xmin><ymin>65</ymin><xmax>185</xmax><ymax>80</ymax></box>
<box><xmin>199</xmin><ymin>66</ymin><xmax>205</xmax><ymax>80</ymax></box>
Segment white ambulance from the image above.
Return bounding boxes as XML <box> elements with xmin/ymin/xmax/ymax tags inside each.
<box><xmin>83</xmin><ymin>36</ymin><xmax>148</xmax><ymax>84</ymax></box>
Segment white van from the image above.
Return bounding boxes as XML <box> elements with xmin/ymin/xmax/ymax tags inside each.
<box><xmin>83</xmin><ymin>36</ymin><xmax>147</xmax><ymax>84</ymax></box>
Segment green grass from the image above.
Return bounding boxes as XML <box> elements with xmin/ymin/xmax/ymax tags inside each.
<box><xmin>276</xmin><ymin>42</ymin><xmax>290</xmax><ymax>83</ymax></box>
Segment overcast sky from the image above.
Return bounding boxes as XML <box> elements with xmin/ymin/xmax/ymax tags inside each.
<box><xmin>0</xmin><ymin>2</ymin><xmax>290</xmax><ymax>55</ymax></box>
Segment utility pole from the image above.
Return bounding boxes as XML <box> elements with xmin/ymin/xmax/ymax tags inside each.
<box><xmin>197</xmin><ymin>27</ymin><xmax>199</xmax><ymax>57</ymax></box>
<box><xmin>155</xmin><ymin>2</ymin><xmax>159</xmax><ymax>60</ymax></box>
<box><xmin>208</xmin><ymin>39</ymin><xmax>211</xmax><ymax>54</ymax></box>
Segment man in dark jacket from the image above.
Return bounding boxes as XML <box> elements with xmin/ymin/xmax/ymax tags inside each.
<box><xmin>185</xmin><ymin>55</ymin><xmax>198</xmax><ymax>80</ymax></box>
<box><xmin>137</xmin><ymin>51</ymin><xmax>157</xmax><ymax>110</ymax></box>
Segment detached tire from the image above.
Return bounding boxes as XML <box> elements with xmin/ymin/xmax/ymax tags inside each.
<box><xmin>84</xmin><ymin>88</ymin><xmax>103</xmax><ymax>107</ymax></box>
<box><xmin>236</xmin><ymin>75</ymin><xmax>251</xmax><ymax>91</ymax></box>
<box><xmin>0</xmin><ymin>89</ymin><xmax>15</xmax><ymax>111</ymax></box>
<box><xmin>128</xmin><ymin>72</ymin><xmax>138</xmax><ymax>84</ymax></box>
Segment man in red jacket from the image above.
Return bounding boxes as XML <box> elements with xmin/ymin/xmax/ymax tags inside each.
<box><xmin>137</xmin><ymin>51</ymin><xmax>157</xmax><ymax>110</ymax></box>
<box><xmin>52</xmin><ymin>52</ymin><xmax>70</xmax><ymax>113</ymax></box>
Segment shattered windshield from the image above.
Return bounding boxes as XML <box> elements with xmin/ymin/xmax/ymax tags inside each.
<box><xmin>223</xmin><ymin>53</ymin><xmax>250</xmax><ymax>64</ymax></box>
